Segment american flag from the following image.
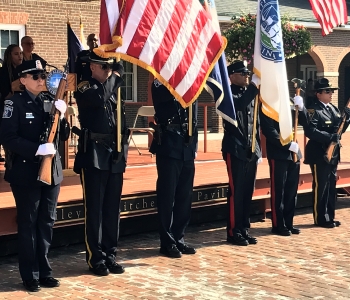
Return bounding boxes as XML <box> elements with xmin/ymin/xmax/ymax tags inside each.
<box><xmin>96</xmin><ymin>0</ymin><xmax>226</xmax><ymax>108</ymax></box>
<box><xmin>309</xmin><ymin>0</ymin><xmax>348</xmax><ymax>36</ymax></box>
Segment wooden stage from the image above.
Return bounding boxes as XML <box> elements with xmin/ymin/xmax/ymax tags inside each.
<box><xmin>1</xmin><ymin>131</ymin><xmax>350</xmax><ymax>242</ymax></box>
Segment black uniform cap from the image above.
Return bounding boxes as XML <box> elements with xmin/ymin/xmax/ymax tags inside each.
<box><xmin>314</xmin><ymin>78</ymin><xmax>339</xmax><ymax>91</ymax></box>
<box><xmin>227</xmin><ymin>60</ymin><xmax>250</xmax><ymax>75</ymax></box>
<box><xmin>17</xmin><ymin>59</ymin><xmax>45</xmax><ymax>75</ymax></box>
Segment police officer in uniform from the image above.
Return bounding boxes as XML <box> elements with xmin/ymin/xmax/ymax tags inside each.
<box><xmin>74</xmin><ymin>52</ymin><xmax>126</xmax><ymax>276</ymax></box>
<box><xmin>150</xmin><ymin>79</ymin><xmax>197</xmax><ymax>258</ymax></box>
<box><xmin>223</xmin><ymin>60</ymin><xmax>261</xmax><ymax>246</ymax></box>
<box><xmin>260</xmin><ymin>96</ymin><xmax>309</xmax><ymax>236</ymax></box>
<box><xmin>304</xmin><ymin>78</ymin><xmax>350</xmax><ymax>228</ymax></box>
<box><xmin>0</xmin><ymin>60</ymin><xmax>69</xmax><ymax>292</ymax></box>
<box><xmin>75</xmin><ymin>33</ymin><xmax>98</xmax><ymax>84</ymax></box>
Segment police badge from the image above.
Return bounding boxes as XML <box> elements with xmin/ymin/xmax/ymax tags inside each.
<box><xmin>46</xmin><ymin>69</ymin><xmax>65</xmax><ymax>95</ymax></box>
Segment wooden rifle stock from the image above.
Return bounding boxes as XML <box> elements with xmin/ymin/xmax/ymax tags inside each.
<box><xmin>292</xmin><ymin>88</ymin><xmax>301</xmax><ymax>162</ymax></box>
<box><xmin>324</xmin><ymin>98</ymin><xmax>350</xmax><ymax>163</ymax></box>
<box><xmin>37</xmin><ymin>62</ymin><xmax>69</xmax><ymax>184</ymax></box>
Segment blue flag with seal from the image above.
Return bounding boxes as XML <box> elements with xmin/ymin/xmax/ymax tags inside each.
<box><xmin>200</xmin><ymin>0</ymin><xmax>237</xmax><ymax>126</ymax></box>
<box><xmin>67</xmin><ymin>22</ymin><xmax>84</xmax><ymax>73</ymax></box>
<box><xmin>253</xmin><ymin>0</ymin><xmax>292</xmax><ymax>144</ymax></box>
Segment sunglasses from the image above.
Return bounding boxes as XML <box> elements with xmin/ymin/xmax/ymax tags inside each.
<box><xmin>29</xmin><ymin>73</ymin><xmax>46</xmax><ymax>80</ymax></box>
<box><xmin>24</xmin><ymin>42</ymin><xmax>35</xmax><ymax>46</ymax></box>
<box><xmin>240</xmin><ymin>72</ymin><xmax>250</xmax><ymax>76</ymax></box>
<box><xmin>101</xmin><ymin>64</ymin><xmax>112</xmax><ymax>70</ymax></box>
<box><xmin>318</xmin><ymin>89</ymin><xmax>334</xmax><ymax>94</ymax></box>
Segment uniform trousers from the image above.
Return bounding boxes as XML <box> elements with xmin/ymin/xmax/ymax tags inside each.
<box><xmin>224</xmin><ymin>153</ymin><xmax>257</xmax><ymax>236</ymax></box>
<box><xmin>268</xmin><ymin>159</ymin><xmax>300</xmax><ymax>229</ymax></box>
<box><xmin>11</xmin><ymin>183</ymin><xmax>60</xmax><ymax>281</ymax></box>
<box><xmin>309</xmin><ymin>161</ymin><xmax>337</xmax><ymax>225</ymax></box>
<box><xmin>155</xmin><ymin>154</ymin><xmax>195</xmax><ymax>248</ymax></box>
<box><xmin>81</xmin><ymin>167</ymin><xmax>123</xmax><ymax>268</ymax></box>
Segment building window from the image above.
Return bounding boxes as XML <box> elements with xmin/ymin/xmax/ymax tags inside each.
<box><xmin>0</xmin><ymin>24</ymin><xmax>25</xmax><ymax>60</ymax></box>
<box><xmin>121</xmin><ymin>61</ymin><xmax>137</xmax><ymax>102</ymax></box>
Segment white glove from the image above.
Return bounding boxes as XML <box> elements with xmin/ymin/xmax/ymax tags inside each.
<box><xmin>293</xmin><ymin>96</ymin><xmax>304</xmax><ymax>111</ymax></box>
<box><xmin>251</xmin><ymin>74</ymin><xmax>260</xmax><ymax>87</ymax></box>
<box><xmin>55</xmin><ymin>99</ymin><xmax>67</xmax><ymax>120</ymax></box>
<box><xmin>257</xmin><ymin>157</ymin><xmax>263</xmax><ymax>164</ymax></box>
<box><xmin>288</xmin><ymin>142</ymin><xmax>299</xmax><ymax>154</ymax></box>
<box><xmin>35</xmin><ymin>143</ymin><xmax>56</xmax><ymax>156</ymax></box>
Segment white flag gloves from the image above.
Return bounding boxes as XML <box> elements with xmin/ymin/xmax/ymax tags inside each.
<box><xmin>35</xmin><ymin>143</ymin><xmax>56</xmax><ymax>156</ymax></box>
<box><xmin>55</xmin><ymin>99</ymin><xmax>67</xmax><ymax>119</ymax></box>
<box><xmin>251</xmin><ymin>74</ymin><xmax>260</xmax><ymax>87</ymax></box>
<box><xmin>288</xmin><ymin>142</ymin><xmax>299</xmax><ymax>154</ymax></box>
<box><xmin>293</xmin><ymin>96</ymin><xmax>304</xmax><ymax>111</ymax></box>
<box><xmin>257</xmin><ymin>157</ymin><xmax>263</xmax><ymax>164</ymax></box>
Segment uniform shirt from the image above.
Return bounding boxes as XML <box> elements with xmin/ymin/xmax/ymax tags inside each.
<box><xmin>0</xmin><ymin>65</ymin><xmax>20</xmax><ymax>112</ymax></box>
<box><xmin>0</xmin><ymin>90</ymin><xmax>70</xmax><ymax>186</ymax></box>
<box><xmin>75</xmin><ymin>50</ymin><xmax>92</xmax><ymax>83</ymax></box>
<box><xmin>222</xmin><ymin>82</ymin><xmax>261</xmax><ymax>161</ymax></box>
<box><xmin>304</xmin><ymin>99</ymin><xmax>348</xmax><ymax>165</ymax></box>
<box><xmin>74</xmin><ymin>73</ymin><xmax>126</xmax><ymax>173</ymax></box>
<box><xmin>149</xmin><ymin>79</ymin><xmax>198</xmax><ymax>161</ymax></box>
<box><xmin>260</xmin><ymin>106</ymin><xmax>309</xmax><ymax>161</ymax></box>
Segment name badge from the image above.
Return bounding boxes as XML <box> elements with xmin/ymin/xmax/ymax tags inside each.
<box><xmin>325</xmin><ymin>120</ymin><xmax>332</xmax><ymax>124</ymax></box>
<box><xmin>26</xmin><ymin>112</ymin><xmax>35</xmax><ymax>119</ymax></box>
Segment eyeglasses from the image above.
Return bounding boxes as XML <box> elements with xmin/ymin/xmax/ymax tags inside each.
<box><xmin>29</xmin><ymin>73</ymin><xmax>46</xmax><ymax>80</ymax></box>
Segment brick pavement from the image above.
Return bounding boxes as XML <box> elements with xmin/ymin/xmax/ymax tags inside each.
<box><xmin>1</xmin><ymin>198</ymin><xmax>350</xmax><ymax>299</ymax></box>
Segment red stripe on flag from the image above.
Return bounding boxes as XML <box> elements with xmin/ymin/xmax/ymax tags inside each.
<box><xmin>151</xmin><ymin>1</ymin><xmax>189</xmax><ymax>71</ymax></box>
<box><xmin>113</xmin><ymin>0</ymin><xmax>134</xmax><ymax>39</ymax></box>
<box><xmin>167</xmin><ymin>9</ymin><xmax>210</xmax><ymax>89</ymax></box>
<box><xmin>182</xmin><ymin>34</ymin><xmax>222</xmax><ymax>102</ymax></box>
<box><xmin>100</xmin><ymin>0</ymin><xmax>112</xmax><ymax>45</ymax></box>
<box><xmin>126</xmin><ymin>0</ymin><xmax>163</xmax><ymax>59</ymax></box>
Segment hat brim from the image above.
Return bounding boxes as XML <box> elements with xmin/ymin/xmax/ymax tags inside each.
<box><xmin>81</xmin><ymin>55</ymin><xmax>114</xmax><ymax>65</ymax></box>
<box><xmin>231</xmin><ymin>67</ymin><xmax>250</xmax><ymax>74</ymax></box>
<box><xmin>314</xmin><ymin>87</ymin><xmax>339</xmax><ymax>91</ymax></box>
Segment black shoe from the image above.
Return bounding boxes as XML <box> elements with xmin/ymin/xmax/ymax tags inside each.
<box><xmin>23</xmin><ymin>279</ymin><xmax>40</xmax><ymax>292</ymax></box>
<box><xmin>227</xmin><ymin>233</ymin><xmax>249</xmax><ymax>246</ymax></box>
<box><xmin>106</xmin><ymin>262</ymin><xmax>125</xmax><ymax>274</ymax></box>
<box><xmin>241</xmin><ymin>231</ymin><xmax>258</xmax><ymax>244</ymax></box>
<box><xmin>89</xmin><ymin>263</ymin><xmax>109</xmax><ymax>276</ymax></box>
<box><xmin>159</xmin><ymin>244</ymin><xmax>182</xmax><ymax>258</ymax></box>
<box><xmin>39</xmin><ymin>277</ymin><xmax>60</xmax><ymax>288</ymax></box>
<box><xmin>288</xmin><ymin>227</ymin><xmax>301</xmax><ymax>234</ymax></box>
<box><xmin>316</xmin><ymin>222</ymin><xmax>336</xmax><ymax>228</ymax></box>
<box><xmin>333</xmin><ymin>220</ymin><xmax>341</xmax><ymax>227</ymax></box>
<box><xmin>271</xmin><ymin>227</ymin><xmax>291</xmax><ymax>236</ymax></box>
<box><xmin>177</xmin><ymin>244</ymin><xmax>196</xmax><ymax>254</ymax></box>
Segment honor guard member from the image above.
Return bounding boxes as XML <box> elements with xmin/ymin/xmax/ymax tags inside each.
<box><xmin>0</xmin><ymin>60</ymin><xmax>69</xmax><ymax>292</ymax></box>
<box><xmin>304</xmin><ymin>78</ymin><xmax>350</xmax><ymax>228</ymax></box>
<box><xmin>150</xmin><ymin>79</ymin><xmax>198</xmax><ymax>258</ymax></box>
<box><xmin>74</xmin><ymin>52</ymin><xmax>126</xmax><ymax>276</ymax></box>
<box><xmin>75</xmin><ymin>33</ymin><xmax>98</xmax><ymax>84</ymax></box>
<box><xmin>223</xmin><ymin>60</ymin><xmax>261</xmax><ymax>246</ymax></box>
<box><xmin>260</xmin><ymin>96</ymin><xmax>309</xmax><ymax>236</ymax></box>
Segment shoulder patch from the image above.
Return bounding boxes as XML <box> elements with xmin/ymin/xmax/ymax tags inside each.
<box><xmin>307</xmin><ymin>108</ymin><xmax>315</xmax><ymax>119</ymax></box>
<box><xmin>2</xmin><ymin>105</ymin><xmax>13</xmax><ymax>119</ymax></box>
<box><xmin>4</xmin><ymin>100</ymin><xmax>13</xmax><ymax>105</ymax></box>
<box><xmin>77</xmin><ymin>81</ymin><xmax>91</xmax><ymax>93</ymax></box>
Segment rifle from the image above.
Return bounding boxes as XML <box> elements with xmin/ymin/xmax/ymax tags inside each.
<box><xmin>324</xmin><ymin>98</ymin><xmax>350</xmax><ymax>163</ymax></box>
<box><xmin>37</xmin><ymin>59</ymin><xmax>69</xmax><ymax>185</ymax></box>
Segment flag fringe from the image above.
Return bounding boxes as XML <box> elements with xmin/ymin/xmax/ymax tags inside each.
<box><xmin>94</xmin><ymin>36</ymin><xmax>227</xmax><ymax>109</ymax></box>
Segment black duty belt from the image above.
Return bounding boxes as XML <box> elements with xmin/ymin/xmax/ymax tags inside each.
<box><xmin>166</xmin><ymin>123</ymin><xmax>189</xmax><ymax>131</ymax></box>
<box><xmin>89</xmin><ymin>132</ymin><xmax>114</xmax><ymax>144</ymax></box>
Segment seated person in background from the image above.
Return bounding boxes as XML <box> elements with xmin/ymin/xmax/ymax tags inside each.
<box><xmin>21</xmin><ymin>36</ymin><xmax>47</xmax><ymax>68</ymax></box>
<box><xmin>0</xmin><ymin>44</ymin><xmax>23</xmax><ymax>162</ymax></box>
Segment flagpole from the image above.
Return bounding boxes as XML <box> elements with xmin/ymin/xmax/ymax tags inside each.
<box><xmin>116</xmin><ymin>56</ymin><xmax>122</xmax><ymax>154</ymax></box>
<box><xmin>251</xmin><ymin>89</ymin><xmax>260</xmax><ymax>154</ymax></box>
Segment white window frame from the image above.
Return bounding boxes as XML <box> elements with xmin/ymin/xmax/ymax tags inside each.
<box><xmin>122</xmin><ymin>62</ymin><xmax>137</xmax><ymax>102</ymax></box>
<box><xmin>300</xmin><ymin>64</ymin><xmax>317</xmax><ymax>81</ymax></box>
<box><xmin>0</xmin><ymin>23</ymin><xmax>25</xmax><ymax>51</ymax></box>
